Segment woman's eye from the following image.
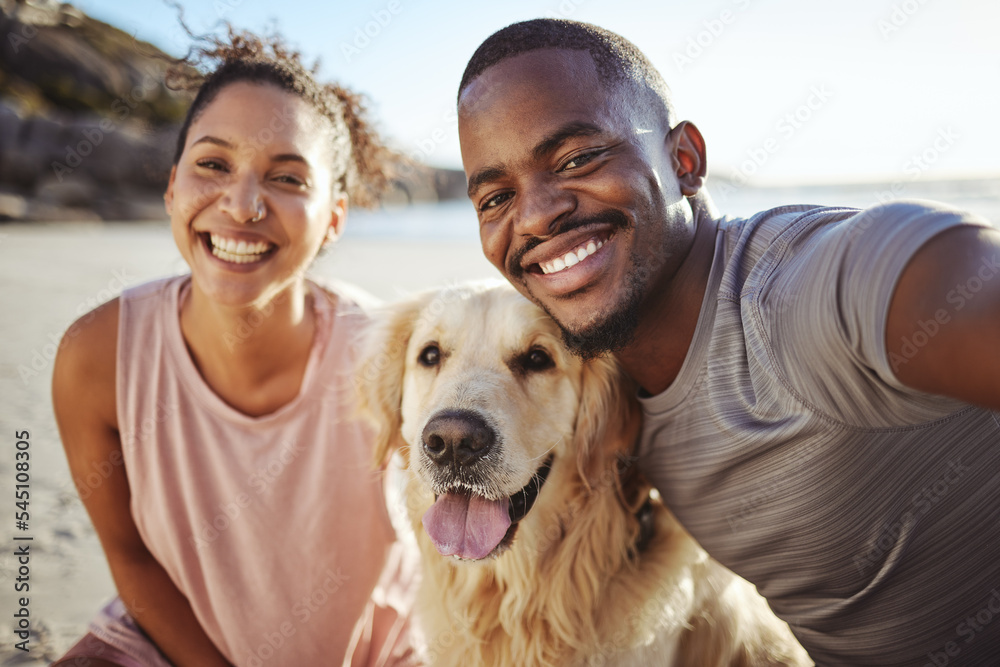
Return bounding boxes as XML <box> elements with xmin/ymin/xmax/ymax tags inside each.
<box><xmin>480</xmin><ymin>192</ymin><xmax>512</xmax><ymax>211</ymax></box>
<box><xmin>418</xmin><ymin>345</ymin><xmax>441</xmax><ymax>367</ymax></box>
<box><xmin>274</xmin><ymin>174</ymin><xmax>306</xmax><ymax>187</ymax></box>
<box><xmin>196</xmin><ymin>159</ymin><xmax>227</xmax><ymax>172</ymax></box>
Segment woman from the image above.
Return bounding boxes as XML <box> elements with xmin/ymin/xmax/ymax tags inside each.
<box><xmin>52</xmin><ymin>29</ymin><xmax>417</xmax><ymax>666</ymax></box>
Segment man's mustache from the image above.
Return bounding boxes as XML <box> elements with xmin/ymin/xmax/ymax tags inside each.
<box><xmin>509</xmin><ymin>209</ymin><xmax>632</xmax><ymax>279</ymax></box>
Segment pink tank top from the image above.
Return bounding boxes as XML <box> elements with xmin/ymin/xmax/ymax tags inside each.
<box><xmin>113</xmin><ymin>275</ymin><xmax>416</xmax><ymax>665</ymax></box>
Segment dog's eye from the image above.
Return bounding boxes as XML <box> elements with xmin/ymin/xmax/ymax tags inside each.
<box><xmin>418</xmin><ymin>344</ymin><xmax>441</xmax><ymax>367</ymax></box>
<box><xmin>520</xmin><ymin>348</ymin><xmax>554</xmax><ymax>373</ymax></box>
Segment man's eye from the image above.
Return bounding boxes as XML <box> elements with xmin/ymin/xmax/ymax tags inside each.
<box><xmin>562</xmin><ymin>150</ymin><xmax>600</xmax><ymax>171</ymax></box>
<box><xmin>418</xmin><ymin>344</ymin><xmax>441</xmax><ymax>367</ymax></box>
<box><xmin>481</xmin><ymin>192</ymin><xmax>512</xmax><ymax>211</ymax></box>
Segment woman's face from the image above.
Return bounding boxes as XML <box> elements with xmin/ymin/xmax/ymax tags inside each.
<box><xmin>165</xmin><ymin>81</ymin><xmax>344</xmax><ymax>308</ymax></box>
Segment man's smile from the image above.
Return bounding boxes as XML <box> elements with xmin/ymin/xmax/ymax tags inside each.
<box><xmin>536</xmin><ymin>235</ymin><xmax>607</xmax><ymax>275</ymax></box>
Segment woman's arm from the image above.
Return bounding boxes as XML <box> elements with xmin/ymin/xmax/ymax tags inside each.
<box><xmin>53</xmin><ymin>298</ymin><xmax>231</xmax><ymax>667</ymax></box>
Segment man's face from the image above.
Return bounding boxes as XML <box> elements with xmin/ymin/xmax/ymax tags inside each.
<box><xmin>459</xmin><ymin>48</ymin><xmax>696</xmax><ymax>357</ymax></box>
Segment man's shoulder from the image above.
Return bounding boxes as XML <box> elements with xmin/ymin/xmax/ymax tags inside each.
<box><xmin>715</xmin><ymin>204</ymin><xmax>846</xmax><ymax>296</ymax></box>
<box><xmin>716</xmin><ymin>200</ymin><xmax>979</xmax><ymax>294</ymax></box>
<box><xmin>719</xmin><ymin>203</ymin><xmax>852</xmax><ymax>263</ymax></box>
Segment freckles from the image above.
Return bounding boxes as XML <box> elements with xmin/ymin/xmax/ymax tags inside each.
<box><xmin>178</xmin><ymin>174</ymin><xmax>222</xmax><ymax>218</ymax></box>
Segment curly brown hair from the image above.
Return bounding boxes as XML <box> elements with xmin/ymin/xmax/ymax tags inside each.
<box><xmin>166</xmin><ymin>26</ymin><xmax>395</xmax><ymax>208</ymax></box>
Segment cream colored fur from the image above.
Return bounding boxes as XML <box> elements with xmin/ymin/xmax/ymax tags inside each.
<box><xmin>356</xmin><ymin>283</ymin><xmax>812</xmax><ymax>667</ymax></box>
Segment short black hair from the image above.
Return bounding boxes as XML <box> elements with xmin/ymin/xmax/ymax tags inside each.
<box><xmin>459</xmin><ymin>19</ymin><xmax>675</xmax><ymax>126</ymax></box>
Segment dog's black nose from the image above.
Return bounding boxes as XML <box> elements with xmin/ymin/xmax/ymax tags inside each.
<box><xmin>421</xmin><ymin>410</ymin><xmax>496</xmax><ymax>466</ymax></box>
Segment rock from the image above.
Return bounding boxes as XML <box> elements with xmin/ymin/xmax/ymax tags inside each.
<box><xmin>0</xmin><ymin>190</ymin><xmax>28</xmax><ymax>220</ymax></box>
<box><xmin>23</xmin><ymin>199</ymin><xmax>101</xmax><ymax>222</ymax></box>
<box><xmin>0</xmin><ymin>1</ymin><xmax>189</xmax><ymax>124</ymax></box>
<box><xmin>0</xmin><ymin>1</ymin><xmax>464</xmax><ymax>222</ymax></box>
<box><xmin>36</xmin><ymin>173</ymin><xmax>98</xmax><ymax>207</ymax></box>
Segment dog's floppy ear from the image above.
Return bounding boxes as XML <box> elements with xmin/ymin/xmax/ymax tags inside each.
<box><xmin>571</xmin><ymin>356</ymin><xmax>642</xmax><ymax>489</ymax></box>
<box><xmin>354</xmin><ymin>294</ymin><xmax>429</xmax><ymax>468</ymax></box>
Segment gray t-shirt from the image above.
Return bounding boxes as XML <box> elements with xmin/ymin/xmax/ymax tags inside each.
<box><xmin>639</xmin><ymin>200</ymin><xmax>1000</xmax><ymax>666</ymax></box>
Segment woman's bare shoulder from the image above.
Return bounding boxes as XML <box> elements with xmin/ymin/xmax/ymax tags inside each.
<box><xmin>52</xmin><ymin>298</ymin><xmax>120</xmax><ymax>429</ymax></box>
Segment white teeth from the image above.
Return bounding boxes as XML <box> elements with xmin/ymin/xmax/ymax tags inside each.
<box><xmin>208</xmin><ymin>233</ymin><xmax>274</xmax><ymax>264</ymax></box>
<box><xmin>539</xmin><ymin>238</ymin><xmax>605</xmax><ymax>275</ymax></box>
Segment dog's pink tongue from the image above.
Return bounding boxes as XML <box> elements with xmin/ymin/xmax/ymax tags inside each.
<box><xmin>422</xmin><ymin>492</ymin><xmax>511</xmax><ymax>560</ymax></box>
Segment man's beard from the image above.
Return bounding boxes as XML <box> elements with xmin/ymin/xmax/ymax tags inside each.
<box><xmin>549</xmin><ymin>253</ymin><xmax>644</xmax><ymax>360</ymax></box>
<box><xmin>509</xmin><ymin>207</ymin><xmax>653</xmax><ymax>360</ymax></box>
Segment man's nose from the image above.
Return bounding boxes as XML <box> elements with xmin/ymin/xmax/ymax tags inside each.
<box><xmin>512</xmin><ymin>177</ymin><xmax>575</xmax><ymax>238</ymax></box>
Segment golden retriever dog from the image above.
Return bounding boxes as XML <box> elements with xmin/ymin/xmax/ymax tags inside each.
<box><xmin>356</xmin><ymin>282</ymin><xmax>811</xmax><ymax>667</ymax></box>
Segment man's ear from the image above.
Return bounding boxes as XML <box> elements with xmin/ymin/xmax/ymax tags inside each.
<box><xmin>164</xmin><ymin>165</ymin><xmax>177</xmax><ymax>215</ymax></box>
<box><xmin>325</xmin><ymin>195</ymin><xmax>348</xmax><ymax>245</ymax></box>
<box><xmin>668</xmin><ymin>121</ymin><xmax>707</xmax><ymax>197</ymax></box>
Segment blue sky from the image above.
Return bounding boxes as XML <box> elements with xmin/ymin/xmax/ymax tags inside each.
<box><xmin>74</xmin><ymin>0</ymin><xmax>999</xmax><ymax>184</ymax></box>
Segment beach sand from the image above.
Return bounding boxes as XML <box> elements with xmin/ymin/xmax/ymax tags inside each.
<box><xmin>0</xmin><ymin>220</ymin><xmax>499</xmax><ymax>665</ymax></box>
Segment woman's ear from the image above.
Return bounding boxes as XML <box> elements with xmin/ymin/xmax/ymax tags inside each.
<box><xmin>164</xmin><ymin>165</ymin><xmax>177</xmax><ymax>215</ymax></box>
<box><xmin>325</xmin><ymin>195</ymin><xmax>348</xmax><ymax>246</ymax></box>
<box><xmin>354</xmin><ymin>293</ymin><xmax>430</xmax><ymax>468</ymax></box>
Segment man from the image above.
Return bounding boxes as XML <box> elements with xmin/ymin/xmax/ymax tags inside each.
<box><xmin>456</xmin><ymin>19</ymin><xmax>1000</xmax><ymax>666</ymax></box>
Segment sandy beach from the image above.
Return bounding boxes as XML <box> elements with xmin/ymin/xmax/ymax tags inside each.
<box><xmin>2</xmin><ymin>186</ymin><xmax>998</xmax><ymax>664</ymax></box>
<box><xmin>0</xmin><ymin>217</ymin><xmax>498</xmax><ymax>664</ymax></box>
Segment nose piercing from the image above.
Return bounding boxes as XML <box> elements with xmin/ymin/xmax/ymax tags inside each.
<box><xmin>250</xmin><ymin>202</ymin><xmax>265</xmax><ymax>223</ymax></box>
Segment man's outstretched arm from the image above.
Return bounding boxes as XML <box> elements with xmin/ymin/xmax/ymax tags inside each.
<box><xmin>887</xmin><ymin>224</ymin><xmax>1000</xmax><ymax>411</ymax></box>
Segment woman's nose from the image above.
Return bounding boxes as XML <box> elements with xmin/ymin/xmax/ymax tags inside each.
<box><xmin>218</xmin><ymin>171</ymin><xmax>265</xmax><ymax>224</ymax></box>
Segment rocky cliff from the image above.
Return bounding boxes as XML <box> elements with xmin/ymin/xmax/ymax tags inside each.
<box><xmin>0</xmin><ymin>0</ymin><xmax>462</xmax><ymax>222</ymax></box>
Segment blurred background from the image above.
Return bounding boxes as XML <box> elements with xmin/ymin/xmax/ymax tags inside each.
<box><xmin>0</xmin><ymin>0</ymin><xmax>997</xmax><ymax>662</ymax></box>
<box><xmin>1</xmin><ymin>0</ymin><xmax>999</xmax><ymax>226</ymax></box>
